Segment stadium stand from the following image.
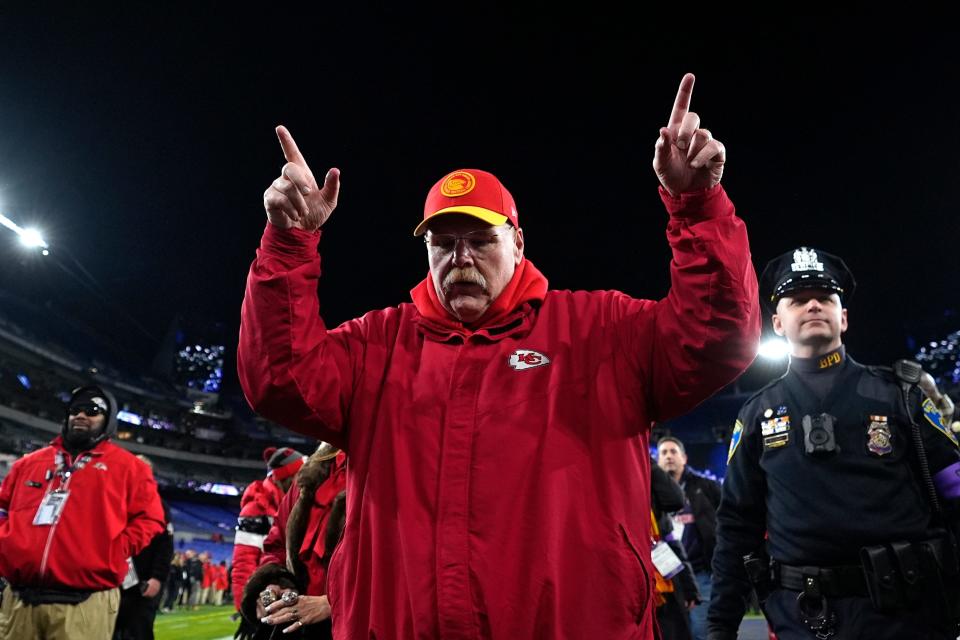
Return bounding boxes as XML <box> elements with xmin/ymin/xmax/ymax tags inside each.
<box><xmin>0</xmin><ymin>303</ymin><xmax>318</xmax><ymax>559</ymax></box>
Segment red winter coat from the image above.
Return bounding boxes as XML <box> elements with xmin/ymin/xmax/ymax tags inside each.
<box><xmin>260</xmin><ymin>452</ymin><xmax>347</xmax><ymax>596</ymax></box>
<box><xmin>0</xmin><ymin>437</ymin><xmax>165</xmax><ymax>590</ymax></box>
<box><xmin>231</xmin><ymin>475</ymin><xmax>285</xmax><ymax>609</ymax></box>
<box><xmin>238</xmin><ymin>185</ymin><xmax>760</xmax><ymax>639</ymax></box>
<box><xmin>202</xmin><ymin>560</ymin><xmax>215</xmax><ymax>588</ymax></box>
<box><xmin>214</xmin><ymin>564</ymin><xmax>229</xmax><ymax>590</ymax></box>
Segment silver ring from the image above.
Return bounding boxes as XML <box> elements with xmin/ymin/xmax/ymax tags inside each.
<box><xmin>281</xmin><ymin>590</ymin><xmax>299</xmax><ymax>605</ymax></box>
<box><xmin>260</xmin><ymin>589</ymin><xmax>278</xmax><ymax>608</ymax></box>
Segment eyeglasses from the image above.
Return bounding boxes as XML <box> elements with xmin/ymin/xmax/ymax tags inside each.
<box><xmin>424</xmin><ymin>230</ymin><xmax>508</xmax><ymax>256</ymax></box>
<box><xmin>69</xmin><ymin>403</ymin><xmax>105</xmax><ymax>417</ymax></box>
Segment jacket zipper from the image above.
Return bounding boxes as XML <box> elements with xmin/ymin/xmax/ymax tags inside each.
<box><xmin>40</xmin><ymin>453</ymin><xmax>89</xmax><ymax>580</ymax></box>
<box><xmin>39</xmin><ymin>461</ymin><xmax>74</xmax><ymax>580</ymax></box>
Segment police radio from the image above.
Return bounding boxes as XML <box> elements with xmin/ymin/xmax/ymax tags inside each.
<box><xmin>802</xmin><ymin>413</ymin><xmax>839</xmax><ymax>456</ymax></box>
<box><xmin>893</xmin><ymin>359</ymin><xmax>941</xmax><ymax>515</ymax></box>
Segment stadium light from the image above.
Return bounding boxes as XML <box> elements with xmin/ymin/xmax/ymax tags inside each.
<box><xmin>0</xmin><ymin>211</ymin><xmax>49</xmax><ymax>252</ymax></box>
<box><xmin>19</xmin><ymin>228</ymin><xmax>47</xmax><ymax>248</ymax></box>
<box><xmin>758</xmin><ymin>338</ymin><xmax>790</xmax><ymax>360</ymax></box>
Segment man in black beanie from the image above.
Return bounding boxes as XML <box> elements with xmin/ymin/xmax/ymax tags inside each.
<box><xmin>0</xmin><ymin>384</ymin><xmax>165</xmax><ymax>639</ymax></box>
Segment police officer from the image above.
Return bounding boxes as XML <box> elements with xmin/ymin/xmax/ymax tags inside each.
<box><xmin>707</xmin><ymin>247</ymin><xmax>960</xmax><ymax>640</ymax></box>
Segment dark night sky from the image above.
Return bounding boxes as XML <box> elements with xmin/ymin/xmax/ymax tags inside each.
<box><xmin>1</xmin><ymin>8</ymin><xmax>958</xmax><ymax>392</ymax></box>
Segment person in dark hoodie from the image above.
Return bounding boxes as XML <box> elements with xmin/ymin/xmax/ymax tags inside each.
<box><xmin>0</xmin><ymin>384</ymin><xmax>165</xmax><ymax>640</ymax></box>
<box><xmin>652</xmin><ymin>462</ymin><xmax>700</xmax><ymax>640</ymax></box>
<box><xmin>657</xmin><ymin>436</ymin><xmax>720</xmax><ymax>640</ymax></box>
<box><xmin>113</xmin><ymin>455</ymin><xmax>174</xmax><ymax>640</ymax></box>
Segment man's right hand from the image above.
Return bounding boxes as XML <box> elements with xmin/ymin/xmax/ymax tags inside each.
<box><xmin>263</xmin><ymin>125</ymin><xmax>340</xmax><ymax>231</ymax></box>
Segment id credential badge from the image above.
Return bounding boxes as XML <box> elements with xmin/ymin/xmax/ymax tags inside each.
<box><xmin>122</xmin><ymin>557</ymin><xmax>140</xmax><ymax>590</ymax></box>
<box><xmin>33</xmin><ymin>490</ymin><xmax>69</xmax><ymax>526</ymax></box>
<box><xmin>651</xmin><ymin>540</ymin><xmax>684</xmax><ymax>579</ymax></box>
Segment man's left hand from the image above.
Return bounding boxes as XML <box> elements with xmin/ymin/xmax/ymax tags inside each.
<box><xmin>653</xmin><ymin>73</ymin><xmax>726</xmax><ymax>197</ymax></box>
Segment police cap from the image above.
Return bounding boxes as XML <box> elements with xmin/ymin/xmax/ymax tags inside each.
<box><xmin>759</xmin><ymin>247</ymin><xmax>856</xmax><ymax>311</ymax></box>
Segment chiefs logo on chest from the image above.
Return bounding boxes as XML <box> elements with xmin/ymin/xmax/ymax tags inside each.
<box><xmin>507</xmin><ymin>349</ymin><xmax>551</xmax><ymax>371</ymax></box>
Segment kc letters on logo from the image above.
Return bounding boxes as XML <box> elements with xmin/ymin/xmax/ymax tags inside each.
<box><xmin>508</xmin><ymin>350</ymin><xmax>550</xmax><ymax>371</ymax></box>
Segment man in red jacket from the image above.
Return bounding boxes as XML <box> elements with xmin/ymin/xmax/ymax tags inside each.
<box><xmin>0</xmin><ymin>384</ymin><xmax>165</xmax><ymax>639</ymax></box>
<box><xmin>238</xmin><ymin>73</ymin><xmax>760</xmax><ymax>639</ymax></box>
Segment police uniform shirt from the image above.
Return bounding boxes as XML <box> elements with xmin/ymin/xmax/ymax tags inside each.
<box><xmin>708</xmin><ymin>347</ymin><xmax>960</xmax><ymax>633</ymax></box>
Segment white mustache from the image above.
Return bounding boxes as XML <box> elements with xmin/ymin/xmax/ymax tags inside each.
<box><xmin>443</xmin><ymin>267</ymin><xmax>487</xmax><ymax>293</ymax></box>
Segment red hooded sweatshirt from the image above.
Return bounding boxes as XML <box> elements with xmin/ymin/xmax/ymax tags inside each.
<box><xmin>0</xmin><ymin>437</ymin><xmax>165</xmax><ymax>590</ymax></box>
<box><xmin>238</xmin><ymin>185</ymin><xmax>760</xmax><ymax>639</ymax></box>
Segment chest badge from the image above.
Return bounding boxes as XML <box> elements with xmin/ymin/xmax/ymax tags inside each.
<box><xmin>867</xmin><ymin>416</ymin><xmax>893</xmax><ymax>456</ymax></box>
<box><xmin>761</xmin><ymin>415</ymin><xmax>791</xmax><ymax>436</ymax></box>
<box><xmin>761</xmin><ymin>415</ymin><xmax>792</xmax><ymax>450</ymax></box>
<box><xmin>508</xmin><ymin>349</ymin><xmax>551</xmax><ymax>371</ymax></box>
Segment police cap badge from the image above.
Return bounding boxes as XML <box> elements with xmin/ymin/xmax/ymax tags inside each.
<box><xmin>758</xmin><ymin>246</ymin><xmax>856</xmax><ymax>312</ymax></box>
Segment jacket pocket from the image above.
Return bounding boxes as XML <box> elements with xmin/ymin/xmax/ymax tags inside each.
<box><xmin>618</xmin><ymin>523</ymin><xmax>651</xmax><ymax>624</ymax></box>
<box><xmin>9</xmin><ymin>482</ymin><xmax>45</xmax><ymax>515</ymax></box>
<box><xmin>324</xmin><ymin>528</ymin><xmax>346</xmax><ymax>615</ymax></box>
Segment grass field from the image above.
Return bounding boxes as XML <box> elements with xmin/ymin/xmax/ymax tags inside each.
<box><xmin>154</xmin><ymin>604</ymin><xmax>238</xmax><ymax>640</ymax></box>
<box><xmin>149</xmin><ymin>603</ymin><xmax>768</xmax><ymax>639</ymax></box>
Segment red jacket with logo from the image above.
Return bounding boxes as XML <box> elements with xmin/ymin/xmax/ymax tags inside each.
<box><xmin>238</xmin><ymin>186</ymin><xmax>760</xmax><ymax>639</ymax></box>
<box><xmin>0</xmin><ymin>437</ymin><xmax>165</xmax><ymax>590</ymax></box>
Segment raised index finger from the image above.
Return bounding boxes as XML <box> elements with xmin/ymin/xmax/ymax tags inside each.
<box><xmin>276</xmin><ymin>125</ymin><xmax>308</xmax><ymax>168</ymax></box>
<box><xmin>667</xmin><ymin>73</ymin><xmax>696</xmax><ymax>129</ymax></box>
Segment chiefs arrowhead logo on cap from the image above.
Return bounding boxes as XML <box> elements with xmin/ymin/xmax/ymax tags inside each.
<box><xmin>414</xmin><ymin>168</ymin><xmax>517</xmax><ymax>236</ymax></box>
<box><xmin>440</xmin><ymin>171</ymin><xmax>477</xmax><ymax>197</ymax></box>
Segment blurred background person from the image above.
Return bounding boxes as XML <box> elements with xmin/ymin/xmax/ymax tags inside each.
<box><xmin>211</xmin><ymin>560</ymin><xmax>228</xmax><ymax>606</ymax></box>
<box><xmin>113</xmin><ymin>455</ymin><xmax>174</xmax><ymax>640</ymax></box>
<box><xmin>231</xmin><ymin>446</ymin><xmax>305</xmax><ymax>612</ymax></box>
<box><xmin>657</xmin><ymin>436</ymin><xmax>721</xmax><ymax>640</ymax></box>
<box><xmin>652</xmin><ymin>463</ymin><xmax>699</xmax><ymax>640</ymax></box>
<box><xmin>160</xmin><ymin>552</ymin><xmax>186</xmax><ymax>613</ymax></box>
<box><xmin>238</xmin><ymin>444</ymin><xmax>346</xmax><ymax>639</ymax></box>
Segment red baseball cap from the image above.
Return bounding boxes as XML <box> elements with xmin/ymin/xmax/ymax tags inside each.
<box><xmin>413</xmin><ymin>169</ymin><xmax>519</xmax><ymax>236</ymax></box>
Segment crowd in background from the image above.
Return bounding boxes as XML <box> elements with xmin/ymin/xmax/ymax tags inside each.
<box><xmin>161</xmin><ymin>550</ymin><xmax>232</xmax><ymax>613</ymax></box>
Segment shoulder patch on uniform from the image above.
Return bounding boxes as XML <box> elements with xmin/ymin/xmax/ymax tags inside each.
<box><xmin>728</xmin><ymin>419</ymin><xmax>744</xmax><ymax>463</ymax></box>
<box><xmin>922</xmin><ymin>397</ymin><xmax>959</xmax><ymax>446</ymax></box>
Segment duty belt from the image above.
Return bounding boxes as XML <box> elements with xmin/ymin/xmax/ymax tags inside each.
<box><xmin>773</xmin><ymin>562</ymin><xmax>869</xmax><ymax>598</ymax></box>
